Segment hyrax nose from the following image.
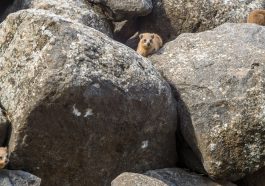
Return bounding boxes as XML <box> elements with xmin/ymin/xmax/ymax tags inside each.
<box><xmin>147</xmin><ymin>42</ymin><xmax>151</xmax><ymax>46</ymax></box>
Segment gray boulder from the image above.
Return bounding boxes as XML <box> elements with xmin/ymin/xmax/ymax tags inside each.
<box><xmin>0</xmin><ymin>170</ymin><xmax>41</xmax><ymax>186</ymax></box>
<box><xmin>150</xmin><ymin>23</ymin><xmax>265</xmax><ymax>181</ymax></box>
<box><xmin>0</xmin><ymin>9</ymin><xmax>177</xmax><ymax>186</ymax></box>
<box><xmin>112</xmin><ymin>172</ymin><xmax>168</xmax><ymax>186</ymax></box>
<box><xmin>112</xmin><ymin>168</ymin><xmax>236</xmax><ymax>186</ymax></box>
<box><xmin>0</xmin><ymin>0</ymin><xmax>113</xmax><ymax>37</ymax></box>
<box><xmin>139</xmin><ymin>0</ymin><xmax>265</xmax><ymax>42</ymax></box>
<box><xmin>89</xmin><ymin>0</ymin><xmax>153</xmax><ymax>21</ymax></box>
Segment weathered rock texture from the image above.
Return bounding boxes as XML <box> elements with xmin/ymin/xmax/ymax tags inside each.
<box><xmin>89</xmin><ymin>0</ymin><xmax>153</xmax><ymax>21</ymax></box>
<box><xmin>151</xmin><ymin>23</ymin><xmax>265</xmax><ymax>181</ymax></box>
<box><xmin>112</xmin><ymin>172</ymin><xmax>168</xmax><ymax>186</ymax></box>
<box><xmin>112</xmin><ymin>168</ymin><xmax>236</xmax><ymax>186</ymax></box>
<box><xmin>0</xmin><ymin>170</ymin><xmax>41</xmax><ymax>186</ymax></box>
<box><xmin>0</xmin><ymin>9</ymin><xmax>177</xmax><ymax>186</ymax></box>
<box><xmin>139</xmin><ymin>0</ymin><xmax>265</xmax><ymax>42</ymax></box>
<box><xmin>0</xmin><ymin>0</ymin><xmax>112</xmax><ymax>37</ymax></box>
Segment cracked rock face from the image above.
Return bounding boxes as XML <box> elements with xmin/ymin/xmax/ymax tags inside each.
<box><xmin>0</xmin><ymin>170</ymin><xmax>41</xmax><ymax>186</ymax></box>
<box><xmin>0</xmin><ymin>9</ymin><xmax>177</xmax><ymax>186</ymax></box>
<box><xmin>0</xmin><ymin>0</ymin><xmax>113</xmax><ymax>37</ymax></box>
<box><xmin>139</xmin><ymin>0</ymin><xmax>265</xmax><ymax>42</ymax></box>
<box><xmin>112</xmin><ymin>168</ymin><xmax>236</xmax><ymax>186</ymax></box>
<box><xmin>88</xmin><ymin>0</ymin><xmax>153</xmax><ymax>21</ymax></box>
<box><xmin>151</xmin><ymin>23</ymin><xmax>265</xmax><ymax>181</ymax></box>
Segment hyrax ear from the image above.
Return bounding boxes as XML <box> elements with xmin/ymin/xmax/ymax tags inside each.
<box><xmin>151</xmin><ymin>34</ymin><xmax>154</xmax><ymax>39</ymax></box>
<box><xmin>139</xmin><ymin>34</ymin><xmax>143</xmax><ymax>39</ymax></box>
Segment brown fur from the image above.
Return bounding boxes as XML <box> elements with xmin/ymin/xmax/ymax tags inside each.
<box><xmin>247</xmin><ymin>10</ymin><xmax>265</xmax><ymax>26</ymax></box>
<box><xmin>136</xmin><ymin>33</ymin><xmax>163</xmax><ymax>57</ymax></box>
<box><xmin>0</xmin><ymin>147</ymin><xmax>8</xmax><ymax>169</ymax></box>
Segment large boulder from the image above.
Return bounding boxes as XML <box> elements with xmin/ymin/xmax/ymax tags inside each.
<box><xmin>112</xmin><ymin>168</ymin><xmax>236</xmax><ymax>186</ymax></box>
<box><xmin>0</xmin><ymin>0</ymin><xmax>112</xmax><ymax>37</ymax></box>
<box><xmin>0</xmin><ymin>170</ymin><xmax>41</xmax><ymax>186</ymax></box>
<box><xmin>88</xmin><ymin>0</ymin><xmax>153</xmax><ymax>21</ymax></box>
<box><xmin>0</xmin><ymin>9</ymin><xmax>177</xmax><ymax>186</ymax></box>
<box><xmin>139</xmin><ymin>0</ymin><xmax>265</xmax><ymax>42</ymax></box>
<box><xmin>150</xmin><ymin>23</ymin><xmax>265</xmax><ymax>181</ymax></box>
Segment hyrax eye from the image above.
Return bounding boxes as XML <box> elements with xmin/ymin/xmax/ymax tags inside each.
<box><xmin>143</xmin><ymin>39</ymin><xmax>146</xmax><ymax>42</ymax></box>
<box><xmin>0</xmin><ymin>157</ymin><xmax>2</xmax><ymax>160</ymax></box>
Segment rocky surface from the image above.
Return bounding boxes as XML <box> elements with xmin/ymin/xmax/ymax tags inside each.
<box><xmin>0</xmin><ymin>0</ymin><xmax>265</xmax><ymax>185</ymax></box>
<box><xmin>112</xmin><ymin>168</ymin><xmax>236</xmax><ymax>186</ymax></box>
<box><xmin>151</xmin><ymin>23</ymin><xmax>265</xmax><ymax>181</ymax></box>
<box><xmin>89</xmin><ymin>0</ymin><xmax>153</xmax><ymax>21</ymax></box>
<box><xmin>112</xmin><ymin>172</ymin><xmax>168</xmax><ymax>186</ymax></box>
<box><xmin>0</xmin><ymin>170</ymin><xmax>41</xmax><ymax>186</ymax></box>
<box><xmin>139</xmin><ymin>0</ymin><xmax>265</xmax><ymax>42</ymax></box>
<box><xmin>0</xmin><ymin>0</ymin><xmax>113</xmax><ymax>37</ymax></box>
<box><xmin>0</xmin><ymin>9</ymin><xmax>177</xmax><ymax>186</ymax></box>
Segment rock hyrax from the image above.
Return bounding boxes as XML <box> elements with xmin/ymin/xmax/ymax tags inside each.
<box><xmin>247</xmin><ymin>10</ymin><xmax>265</xmax><ymax>26</ymax></box>
<box><xmin>0</xmin><ymin>147</ymin><xmax>8</xmax><ymax>169</ymax></box>
<box><xmin>137</xmin><ymin>33</ymin><xmax>163</xmax><ymax>57</ymax></box>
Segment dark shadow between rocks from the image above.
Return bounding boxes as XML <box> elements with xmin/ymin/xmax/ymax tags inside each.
<box><xmin>0</xmin><ymin>103</ymin><xmax>13</xmax><ymax>170</ymax></box>
<box><xmin>114</xmin><ymin>2</ymin><xmax>178</xmax><ymax>50</ymax></box>
<box><xmin>0</xmin><ymin>0</ymin><xmax>15</xmax><ymax>13</ymax></box>
<box><xmin>0</xmin><ymin>0</ymin><xmax>23</xmax><ymax>23</ymax></box>
<box><xmin>138</xmin><ymin>0</ymin><xmax>179</xmax><ymax>43</ymax></box>
<box><xmin>167</xmin><ymin>82</ymin><xmax>207</xmax><ymax>175</ymax></box>
<box><xmin>0</xmin><ymin>103</ymin><xmax>12</xmax><ymax>148</ymax></box>
<box><xmin>236</xmin><ymin>166</ymin><xmax>265</xmax><ymax>186</ymax></box>
<box><xmin>113</xmin><ymin>17</ymin><xmax>140</xmax><ymax>45</ymax></box>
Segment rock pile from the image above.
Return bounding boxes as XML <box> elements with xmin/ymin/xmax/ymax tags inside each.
<box><xmin>0</xmin><ymin>0</ymin><xmax>264</xmax><ymax>186</ymax></box>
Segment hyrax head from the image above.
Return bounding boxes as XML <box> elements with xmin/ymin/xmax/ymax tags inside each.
<box><xmin>139</xmin><ymin>33</ymin><xmax>155</xmax><ymax>49</ymax></box>
<box><xmin>0</xmin><ymin>147</ymin><xmax>8</xmax><ymax>169</ymax></box>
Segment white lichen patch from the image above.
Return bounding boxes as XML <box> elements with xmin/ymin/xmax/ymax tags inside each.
<box><xmin>72</xmin><ymin>104</ymin><xmax>81</xmax><ymax>117</ymax></box>
<box><xmin>215</xmin><ymin>161</ymin><xmax>222</xmax><ymax>167</ymax></box>
<box><xmin>141</xmin><ymin>140</ymin><xmax>149</xmax><ymax>149</ymax></box>
<box><xmin>213</xmin><ymin>113</ymin><xmax>219</xmax><ymax>119</ymax></box>
<box><xmin>209</xmin><ymin>143</ymin><xmax>217</xmax><ymax>152</ymax></box>
<box><xmin>93</xmin><ymin>83</ymin><xmax>100</xmax><ymax>88</ymax></box>
<box><xmin>84</xmin><ymin>108</ymin><xmax>93</xmax><ymax>118</ymax></box>
<box><xmin>211</xmin><ymin>125</ymin><xmax>223</xmax><ymax>136</ymax></box>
